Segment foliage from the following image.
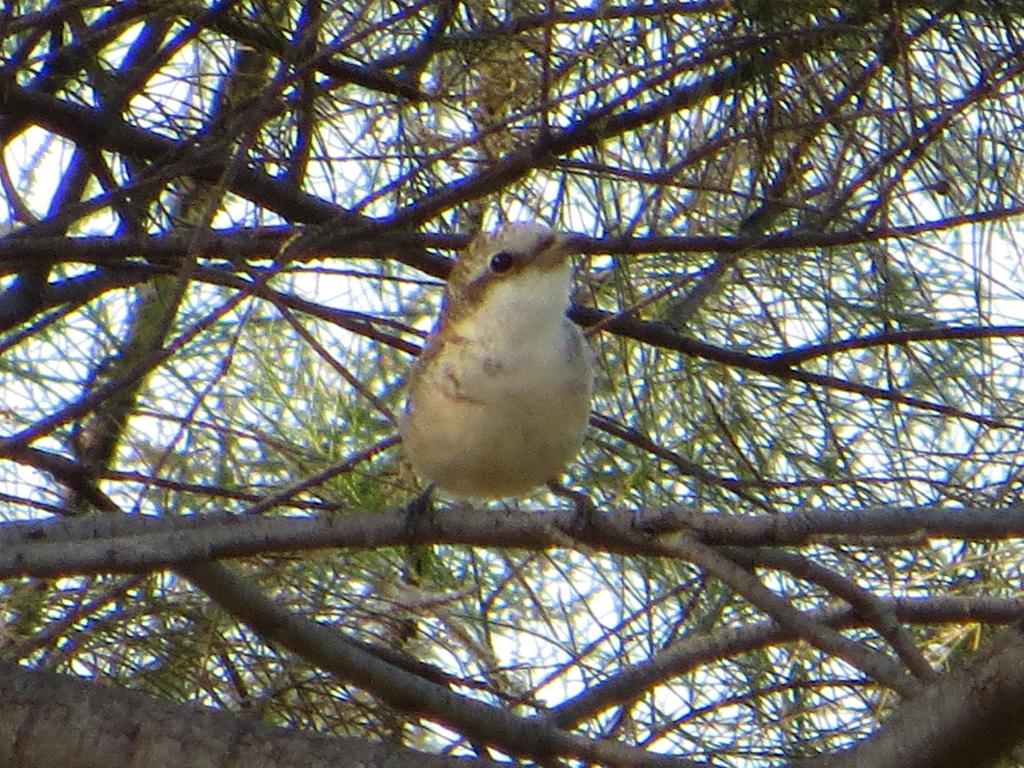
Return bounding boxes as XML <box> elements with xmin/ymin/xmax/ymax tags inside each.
<box><xmin>3</xmin><ymin>1</ymin><xmax>1024</xmax><ymax>766</ymax></box>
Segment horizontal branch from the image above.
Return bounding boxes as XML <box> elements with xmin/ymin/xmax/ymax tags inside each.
<box><xmin>3</xmin><ymin>502</ymin><xmax>1024</xmax><ymax>579</ymax></box>
<box><xmin>639</xmin><ymin>503</ymin><xmax>1024</xmax><ymax>546</ymax></box>
<box><xmin>7</xmin><ymin>209</ymin><xmax>1024</xmax><ymax>268</ymax></box>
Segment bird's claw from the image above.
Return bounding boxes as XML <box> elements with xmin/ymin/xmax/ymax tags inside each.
<box><xmin>404</xmin><ymin>483</ymin><xmax>436</xmax><ymax>534</ymax></box>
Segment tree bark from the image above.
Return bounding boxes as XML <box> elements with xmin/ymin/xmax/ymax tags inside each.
<box><xmin>794</xmin><ymin>621</ymin><xmax>1024</xmax><ymax>768</ymax></box>
<box><xmin>0</xmin><ymin>660</ymin><xmax>500</xmax><ymax>768</ymax></box>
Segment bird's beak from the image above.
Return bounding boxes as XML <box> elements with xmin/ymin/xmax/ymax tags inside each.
<box><xmin>537</xmin><ymin>232</ymin><xmax>573</xmax><ymax>267</ymax></box>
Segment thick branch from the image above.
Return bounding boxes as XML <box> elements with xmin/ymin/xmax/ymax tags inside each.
<box><xmin>0</xmin><ymin>660</ymin><xmax>502</xmax><ymax>768</ymax></box>
<box><xmin>5</xmin><ymin>502</ymin><xmax>1024</xmax><ymax>578</ymax></box>
<box><xmin>794</xmin><ymin>621</ymin><xmax>1024</xmax><ymax>768</ymax></box>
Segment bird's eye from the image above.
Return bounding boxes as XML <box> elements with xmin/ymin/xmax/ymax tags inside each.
<box><xmin>489</xmin><ymin>251</ymin><xmax>515</xmax><ymax>273</ymax></box>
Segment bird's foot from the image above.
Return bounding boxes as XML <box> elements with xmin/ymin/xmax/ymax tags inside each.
<box><xmin>547</xmin><ymin>480</ymin><xmax>599</xmax><ymax>533</ymax></box>
<box><xmin>404</xmin><ymin>483</ymin><xmax>436</xmax><ymax>535</ymax></box>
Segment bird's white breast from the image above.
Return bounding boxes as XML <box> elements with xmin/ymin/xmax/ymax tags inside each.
<box><xmin>400</xmin><ymin>262</ymin><xmax>593</xmax><ymax>497</ymax></box>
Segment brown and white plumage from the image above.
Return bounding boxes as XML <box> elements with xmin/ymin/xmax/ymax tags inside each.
<box><xmin>399</xmin><ymin>222</ymin><xmax>593</xmax><ymax>498</ymax></box>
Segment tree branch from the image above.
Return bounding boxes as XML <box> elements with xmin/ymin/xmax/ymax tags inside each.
<box><xmin>0</xmin><ymin>659</ymin><xmax>504</xmax><ymax>768</ymax></box>
<box><xmin>179</xmin><ymin>560</ymin><xmax>713</xmax><ymax>768</ymax></box>
<box><xmin>6</xmin><ymin>502</ymin><xmax>1024</xmax><ymax>579</ymax></box>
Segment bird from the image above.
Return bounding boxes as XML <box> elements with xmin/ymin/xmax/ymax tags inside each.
<box><xmin>399</xmin><ymin>221</ymin><xmax>593</xmax><ymax>499</ymax></box>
